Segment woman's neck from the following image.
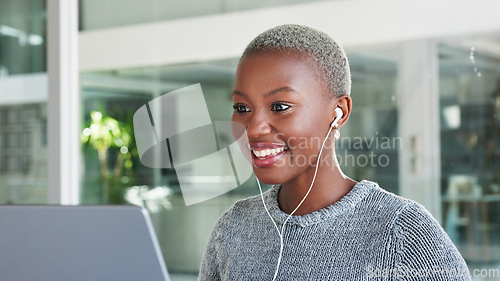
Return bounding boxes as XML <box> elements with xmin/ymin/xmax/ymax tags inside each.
<box><xmin>278</xmin><ymin>150</ymin><xmax>357</xmax><ymax>216</ymax></box>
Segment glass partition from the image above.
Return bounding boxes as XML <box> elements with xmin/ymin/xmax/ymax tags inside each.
<box><xmin>439</xmin><ymin>38</ymin><xmax>500</xmax><ymax>271</ymax></box>
<box><xmin>0</xmin><ymin>0</ymin><xmax>46</xmax><ymax>76</ymax></box>
<box><xmin>0</xmin><ymin>0</ymin><xmax>47</xmax><ymax>204</ymax></box>
<box><xmin>341</xmin><ymin>49</ymin><xmax>399</xmax><ymax>194</ymax></box>
<box><xmin>79</xmin><ymin>0</ymin><xmax>334</xmax><ymax>30</ymax></box>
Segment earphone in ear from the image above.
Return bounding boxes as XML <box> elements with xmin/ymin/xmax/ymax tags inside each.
<box><xmin>257</xmin><ymin>106</ymin><xmax>345</xmax><ymax>281</ymax></box>
<box><xmin>330</xmin><ymin>107</ymin><xmax>344</xmax><ymax>128</ymax></box>
<box><xmin>258</xmin><ymin>114</ymin><xmax>336</xmax><ymax>281</ymax></box>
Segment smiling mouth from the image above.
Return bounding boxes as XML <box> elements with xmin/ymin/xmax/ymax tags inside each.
<box><xmin>252</xmin><ymin>147</ymin><xmax>286</xmax><ymax>159</ymax></box>
<box><xmin>249</xmin><ymin>145</ymin><xmax>288</xmax><ymax>168</ymax></box>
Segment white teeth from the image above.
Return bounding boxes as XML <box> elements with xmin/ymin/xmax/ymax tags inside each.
<box><xmin>252</xmin><ymin>147</ymin><xmax>286</xmax><ymax>158</ymax></box>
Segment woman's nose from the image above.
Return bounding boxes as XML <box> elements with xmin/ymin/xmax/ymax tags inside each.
<box><xmin>246</xmin><ymin>112</ymin><xmax>272</xmax><ymax>139</ymax></box>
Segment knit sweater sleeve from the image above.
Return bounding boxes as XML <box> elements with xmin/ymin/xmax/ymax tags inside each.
<box><xmin>393</xmin><ymin>202</ymin><xmax>471</xmax><ymax>280</ymax></box>
<box><xmin>198</xmin><ymin>207</ymin><xmax>233</xmax><ymax>281</ymax></box>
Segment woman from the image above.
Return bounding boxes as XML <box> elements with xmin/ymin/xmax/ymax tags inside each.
<box><xmin>199</xmin><ymin>24</ymin><xmax>470</xmax><ymax>280</ymax></box>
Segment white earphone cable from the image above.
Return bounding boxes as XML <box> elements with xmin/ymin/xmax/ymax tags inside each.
<box><xmin>257</xmin><ymin>124</ymin><xmax>334</xmax><ymax>281</ymax></box>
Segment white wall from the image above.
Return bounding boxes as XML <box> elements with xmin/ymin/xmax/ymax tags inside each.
<box><xmin>80</xmin><ymin>0</ymin><xmax>500</xmax><ymax>71</ymax></box>
<box><xmin>0</xmin><ymin>74</ymin><xmax>47</xmax><ymax>105</ymax></box>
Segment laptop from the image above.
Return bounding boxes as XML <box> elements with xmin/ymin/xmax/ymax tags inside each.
<box><xmin>0</xmin><ymin>205</ymin><xmax>170</xmax><ymax>281</ymax></box>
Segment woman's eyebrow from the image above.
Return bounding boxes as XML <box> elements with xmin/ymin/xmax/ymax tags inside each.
<box><xmin>232</xmin><ymin>87</ymin><xmax>297</xmax><ymax>98</ymax></box>
<box><xmin>265</xmin><ymin>86</ymin><xmax>297</xmax><ymax>97</ymax></box>
<box><xmin>232</xmin><ymin>90</ymin><xmax>246</xmax><ymax>97</ymax></box>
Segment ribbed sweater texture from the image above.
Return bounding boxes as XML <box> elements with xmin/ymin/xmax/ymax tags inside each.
<box><xmin>199</xmin><ymin>180</ymin><xmax>470</xmax><ymax>280</ymax></box>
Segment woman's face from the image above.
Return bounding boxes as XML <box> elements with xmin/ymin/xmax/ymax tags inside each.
<box><xmin>232</xmin><ymin>52</ymin><xmax>337</xmax><ymax>185</ymax></box>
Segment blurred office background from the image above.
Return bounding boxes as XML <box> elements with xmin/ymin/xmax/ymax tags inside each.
<box><xmin>1</xmin><ymin>0</ymin><xmax>499</xmax><ymax>279</ymax></box>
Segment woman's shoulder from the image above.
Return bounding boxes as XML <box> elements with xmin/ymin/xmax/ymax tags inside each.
<box><xmin>361</xmin><ymin>181</ymin><xmax>469</xmax><ymax>278</ymax></box>
<box><xmin>355</xmin><ymin>180</ymin><xmax>458</xmax><ymax>243</ymax></box>
<box><xmin>355</xmin><ymin>180</ymin><xmax>419</xmax><ymax>218</ymax></box>
<box><xmin>356</xmin><ymin>180</ymin><xmax>444</xmax><ymax>234</ymax></box>
<box><xmin>209</xmin><ymin>189</ymin><xmax>273</xmax><ymax>231</ymax></box>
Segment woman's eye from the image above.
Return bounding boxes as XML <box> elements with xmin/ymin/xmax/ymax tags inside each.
<box><xmin>232</xmin><ymin>104</ymin><xmax>251</xmax><ymax>114</ymax></box>
<box><xmin>271</xmin><ymin>103</ymin><xmax>290</xmax><ymax>112</ymax></box>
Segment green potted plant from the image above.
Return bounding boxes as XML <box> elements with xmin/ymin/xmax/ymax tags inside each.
<box><xmin>81</xmin><ymin>111</ymin><xmax>134</xmax><ymax>203</ymax></box>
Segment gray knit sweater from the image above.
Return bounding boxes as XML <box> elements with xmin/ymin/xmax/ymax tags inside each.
<box><xmin>199</xmin><ymin>180</ymin><xmax>470</xmax><ymax>280</ymax></box>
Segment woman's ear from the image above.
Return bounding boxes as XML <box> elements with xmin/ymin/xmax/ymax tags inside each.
<box><xmin>333</xmin><ymin>95</ymin><xmax>352</xmax><ymax>128</ymax></box>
